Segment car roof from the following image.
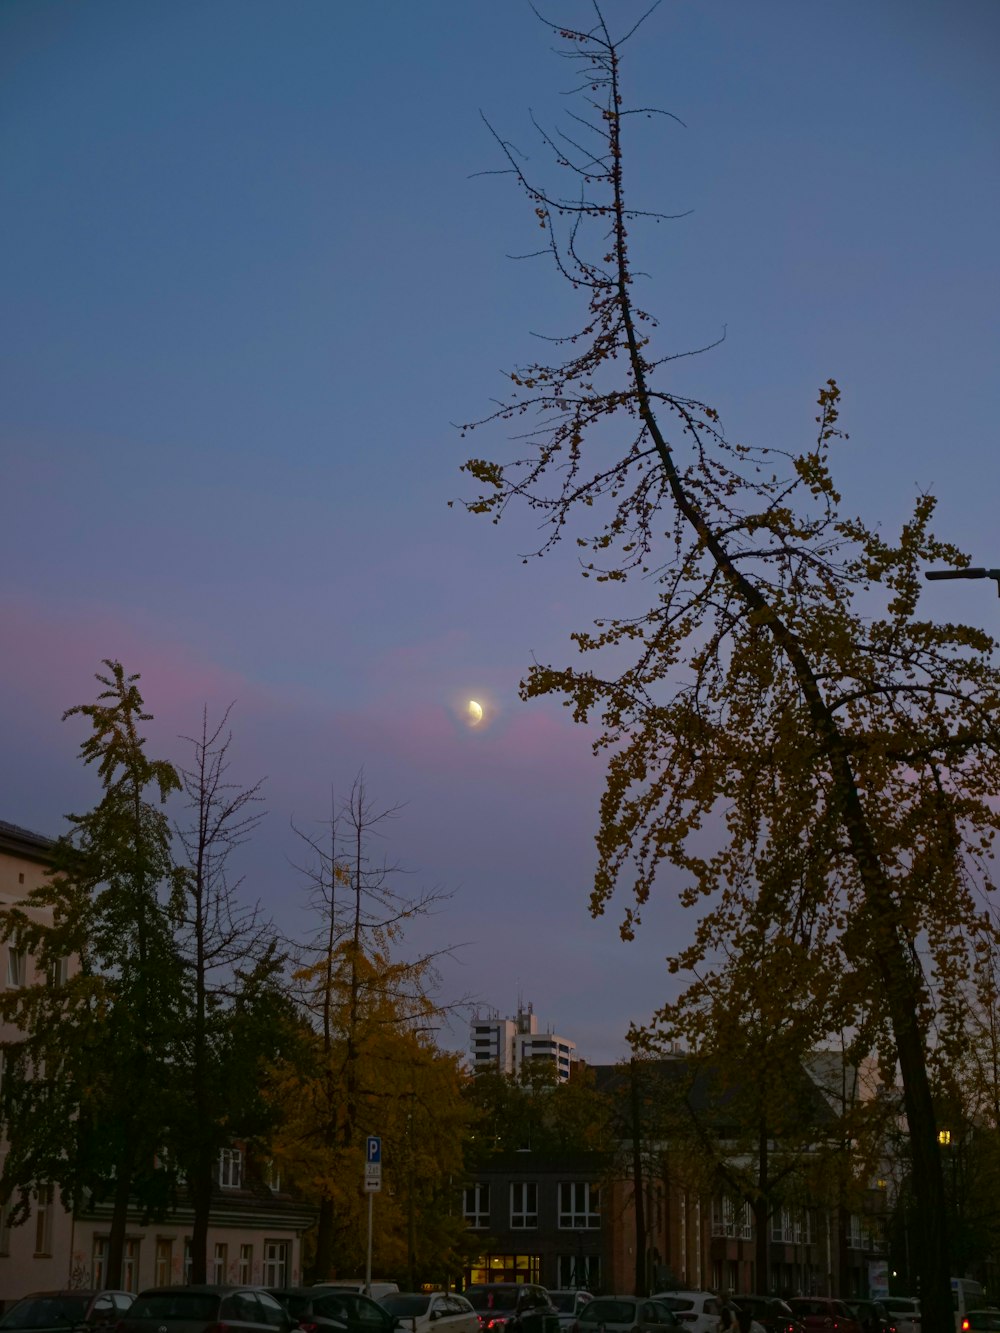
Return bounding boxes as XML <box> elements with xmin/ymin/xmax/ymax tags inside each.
<box><xmin>136</xmin><ymin>1287</ymin><xmax>255</xmax><ymax>1296</ymax></box>
<box><xmin>15</xmin><ymin>1293</ymin><xmax>124</xmax><ymax>1301</ymax></box>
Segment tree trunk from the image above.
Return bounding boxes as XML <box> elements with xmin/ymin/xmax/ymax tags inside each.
<box><xmin>106</xmin><ymin>1144</ymin><xmax>134</xmax><ymax>1290</ymax></box>
<box><xmin>189</xmin><ymin>1156</ymin><xmax>213</xmax><ymax>1284</ymax></box>
<box><xmin>755</xmin><ymin>1120</ymin><xmax>769</xmax><ymax>1295</ymax></box>
<box><xmin>313</xmin><ymin>1196</ymin><xmax>337</xmax><ymax>1280</ymax></box>
<box><xmin>631</xmin><ymin>1059</ymin><xmax>647</xmax><ymax>1295</ymax></box>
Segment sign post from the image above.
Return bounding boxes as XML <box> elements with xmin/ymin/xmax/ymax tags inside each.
<box><xmin>364</xmin><ymin>1135</ymin><xmax>382</xmax><ymax>1296</ymax></box>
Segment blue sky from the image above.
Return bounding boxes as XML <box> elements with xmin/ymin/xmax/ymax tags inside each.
<box><xmin>2</xmin><ymin>0</ymin><xmax>998</xmax><ymax>1063</ymax></box>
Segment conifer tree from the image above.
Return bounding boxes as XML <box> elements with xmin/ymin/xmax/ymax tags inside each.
<box><xmin>0</xmin><ymin>660</ymin><xmax>185</xmax><ymax>1286</ymax></box>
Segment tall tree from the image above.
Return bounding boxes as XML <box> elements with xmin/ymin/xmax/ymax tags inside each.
<box><xmin>457</xmin><ymin>11</ymin><xmax>1000</xmax><ymax>1325</ymax></box>
<box><xmin>171</xmin><ymin>704</ymin><xmax>285</xmax><ymax>1283</ymax></box>
<box><xmin>280</xmin><ymin>775</ymin><xmax>463</xmax><ymax>1280</ymax></box>
<box><xmin>0</xmin><ymin>660</ymin><xmax>185</xmax><ymax>1286</ymax></box>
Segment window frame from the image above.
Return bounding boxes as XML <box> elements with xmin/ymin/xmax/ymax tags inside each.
<box><xmin>510</xmin><ymin>1181</ymin><xmax>538</xmax><ymax>1229</ymax></box>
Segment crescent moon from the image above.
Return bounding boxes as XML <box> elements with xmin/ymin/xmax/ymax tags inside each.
<box><xmin>468</xmin><ymin>699</ymin><xmax>484</xmax><ymax>724</ymax></box>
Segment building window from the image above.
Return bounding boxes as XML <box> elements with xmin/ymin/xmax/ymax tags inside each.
<box><xmin>213</xmin><ymin>1241</ymin><xmax>228</xmax><ymax>1283</ymax></box>
<box><xmin>510</xmin><ymin>1182</ymin><xmax>537</xmax><ymax>1229</ymax></box>
<box><xmin>263</xmin><ymin>1240</ymin><xmax>289</xmax><ymax>1287</ymax></box>
<box><xmin>239</xmin><ymin>1243</ymin><xmax>253</xmax><ymax>1284</ymax></box>
<box><xmin>558</xmin><ymin>1254</ymin><xmax>600</xmax><ymax>1288</ymax></box>
<box><xmin>0</xmin><ymin>1192</ymin><xmax>12</xmax><ymax>1257</ymax></box>
<box><xmin>7</xmin><ymin>950</ymin><xmax>25</xmax><ymax>988</ymax></box>
<box><xmin>771</xmin><ymin>1207</ymin><xmax>811</xmax><ymax>1245</ymax></box>
<box><xmin>183</xmin><ymin>1237</ymin><xmax>192</xmax><ymax>1282</ymax></box>
<box><xmin>711</xmin><ymin>1195</ymin><xmax>753</xmax><ymax>1240</ymax></box>
<box><xmin>33</xmin><ymin>1184</ymin><xmax>53</xmax><ymax>1255</ymax></box>
<box><xmin>155</xmin><ymin>1239</ymin><xmax>173</xmax><ymax>1286</ymax></box>
<box><xmin>558</xmin><ymin>1182</ymin><xmax>600</xmax><ymax>1229</ymax></box>
<box><xmin>49</xmin><ymin>957</ymin><xmax>69</xmax><ymax>986</ymax></box>
<box><xmin>467</xmin><ymin>1254</ymin><xmax>541</xmax><ymax>1285</ymax></box>
<box><xmin>847</xmin><ymin>1214</ymin><xmax>871</xmax><ymax>1250</ymax></box>
<box><xmin>93</xmin><ymin>1237</ymin><xmax>108</xmax><ymax>1288</ymax></box>
<box><xmin>263</xmin><ymin>1160</ymin><xmax>282</xmax><ymax>1192</ymax></box>
<box><xmin>218</xmin><ymin>1147</ymin><xmax>243</xmax><ymax>1188</ymax></box>
<box><xmin>123</xmin><ymin>1238</ymin><xmax>140</xmax><ymax>1293</ymax></box>
<box><xmin>464</xmin><ymin>1183</ymin><xmax>490</xmax><ymax>1228</ymax></box>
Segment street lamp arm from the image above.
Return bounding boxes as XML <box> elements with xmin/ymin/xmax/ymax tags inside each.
<box><xmin>925</xmin><ymin>567</ymin><xmax>1000</xmax><ymax>595</ymax></box>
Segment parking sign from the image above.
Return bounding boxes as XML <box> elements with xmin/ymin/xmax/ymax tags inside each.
<box><xmin>365</xmin><ymin>1135</ymin><xmax>382</xmax><ymax>1192</ymax></box>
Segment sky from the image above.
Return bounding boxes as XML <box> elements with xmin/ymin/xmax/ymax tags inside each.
<box><xmin>2</xmin><ymin>0</ymin><xmax>998</xmax><ymax>1066</ymax></box>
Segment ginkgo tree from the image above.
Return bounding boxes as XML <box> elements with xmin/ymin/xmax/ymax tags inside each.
<box><xmin>456</xmin><ymin>9</ymin><xmax>1000</xmax><ymax>1324</ymax></box>
<box><xmin>275</xmin><ymin>777</ymin><xmax>469</xmax><ymax>1282</ymax></box>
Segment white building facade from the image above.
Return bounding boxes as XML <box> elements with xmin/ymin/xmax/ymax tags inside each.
<box><xmin>470</xmin><ymin>1002</ymin><xmax>577</xmax><ymax>1082</ymax></box>
<box><xmin>0</xmin><ymin>820</ymin><xmax>313</xmax><ymax>1306</ymax></box>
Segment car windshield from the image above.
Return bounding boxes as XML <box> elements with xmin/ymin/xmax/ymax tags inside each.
<box><xmin>465</xmin><ymin>1293</ymin><xmax>518</xmax><ymax>1314</ymax></box>
<box><xmin>312</xmin><ymin>1297</ymin><xmax>349</xmax><ymax>1318</ymax></box>
<box><xmin>380</xmin><ymin>1298</ymin><xmax>430</xmax><ymax>1319</ymax></box>
<box><xmin>580</xmin><ymin>1303</ymin><xmax>635</xmax><ymax>1325</ymax></box>
<box><xmin>548</xmin><ymin>1297</ymin><xmax>576</xmax><ymax>1315</ymax></box>
<box><xmin>654</xmin><ymin>1300</ymin><xmax>692</xmax><ymax>1314</ymax></box>
<box><xmin>1</xmin><ymin>1300</ymin><xmax>90</xmax><ymax>1330</ymax></box>
<box><xmin>128</xmin><ymin>1295</ymin><xmax>221</xmax><ymax>1322</ymax></box>
<box><xmin>274</xmin><ymin>1296</ymin><xmax>311</xmax><ymax>1318</ymax></box>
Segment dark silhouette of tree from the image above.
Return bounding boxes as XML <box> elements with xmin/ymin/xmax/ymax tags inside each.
<box><xmin>172</xmin><ymin>704</ymin><xmax>287</xmax><ymax>1284</ymax></box>
<box><xmin>457</xmin><ymin>9</ymin><xmax>1000</xmax><ymax>1325</ymax></box>
<box><xmin>0</xmin><ymin>661</ymin><xmax>185</xmax><ymax>1287</ymax></box>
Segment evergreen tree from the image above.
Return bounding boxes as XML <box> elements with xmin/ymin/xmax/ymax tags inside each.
<box><xmin>0</xmin><ymin>660</ymin><xmax>185</xmax><ymax>1286</ymax></box>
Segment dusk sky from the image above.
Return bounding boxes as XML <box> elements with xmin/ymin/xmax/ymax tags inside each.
<box><xmin>2</xmin><ymin>1</ymin><xmax>998</xmax><ymax>1065</ymax></box>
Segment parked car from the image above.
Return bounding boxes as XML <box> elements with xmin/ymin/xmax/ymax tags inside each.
<box><xmin>961</xmin><ymin>1314</ymin><xmax>1000</xmax><ymax>1332</ymax></box>
<box><xmin>731</xmin><ymin>1297</ymin><xmax>804</xmax><ymax>1333</ymax></box>
<box><xmin>880</xmin><ymin>1300</ymin><xmax>919</xmax><ymax>1333</ymax></box>
<box><xmin>648</xmin><ymin>1303</ymin><xmax>683</xmax><ymax>1330</ymax></box>
<box><xmin>954</xmin><ymin>1281</ymin><xmax>987</xmax><ymax>1333</ymax></box>
<box><xmin>117</xmin><ymin>1287</ymin><xmax>295</xmax><ymax>1333</ymax></box>
<box><xmin>787</xmin><ymin>1299</ymin><xmax>862</xmax><ymax>1333</ymax></box>
<box><xmin>650</xmin><ymin>1293</ymin><xmax>725</xmax><ymax>1333</ymax></box>
<box><xmin>547</xmin><ymin>1294</ymin><xmax>592</xmax><ymax>1330</ymax></box>
<box><xmin>314</xmin><ymin>1284</ymin><xmax>401</xmax><ymax>1302</ymax></box>
<box><xmin>269</xmin><ymin>1288</ymin><xmax>399</xmax><ymax>1333</ymax></box>
<box><xmin>575</xmin><ymin>1297</ymin><xmax>678</xmax><ymax>1333</ymax></box>
<box><xmin>379</xmin><ymin>1293</ymin><xmax>478</xmax><ymax>1333</ymax></box>
<box><xmin>464</xmin><ymin>1285</ymin><xmax>559</xmax><ymax>1333</ymax></box>
<box><xmin>0</xmin><ymin>1292</ymin><xmax>134</xmax><ymax>1333</ymax></box>
<box><xmin>845</xmin><ymin>1301</ymin><xmax>891</xmax><ymax>1333</ymax></box>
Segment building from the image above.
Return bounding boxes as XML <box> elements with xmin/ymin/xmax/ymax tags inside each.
<box><xmin>470</xmin><ymin>1003</ymin><xmax>577</xmax><ymax>1083</ymax></box>
<box><xmin>461</xmin><ymin>1151</ymin><xmax>604</xmax><ymax>1290</ymax></box>
<box><xmin>0</xmin><ymin>819</ymin><xmax>313</xmax><ymax>1304</ymax></box>
<box><xmin>460</xmin><ymin>1056</ymin><xmax>889</xmax><ymax>1298</ymax></box>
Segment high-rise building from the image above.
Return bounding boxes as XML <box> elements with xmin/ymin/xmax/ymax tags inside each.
<box><xmin>470</xmin><ymin>1001</ymin><xmax>577</xmax><ymax>1081</ymax></box>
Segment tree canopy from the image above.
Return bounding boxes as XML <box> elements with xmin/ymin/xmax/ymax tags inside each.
<box><xmin>457</xmin><ymin>9</ymin><xmax>1000</xmax><ymax>1323</ymax></box>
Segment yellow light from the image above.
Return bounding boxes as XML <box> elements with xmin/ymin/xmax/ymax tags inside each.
<box><xmin>938</xmin><ymin>1129</ymin><xmax>952</xmax><ymax>1146</ymax></box>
